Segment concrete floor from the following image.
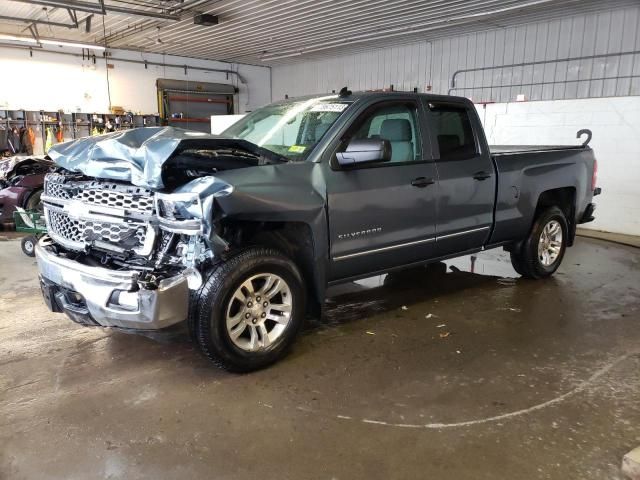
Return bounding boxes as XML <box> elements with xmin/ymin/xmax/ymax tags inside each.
<box><xmin>0</xmin><ymin>237</ymin><xmax>639</xmax><ymax>480</ymax></box>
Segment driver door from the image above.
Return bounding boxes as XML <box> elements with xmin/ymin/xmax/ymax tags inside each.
<box><xmin>325</xmin><ymin>99</ymin><xmax>439</xmax><ymax>281</ymax></box>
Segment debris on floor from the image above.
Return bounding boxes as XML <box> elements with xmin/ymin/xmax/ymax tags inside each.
<box><xmin>365</xmin><ymin>331</ymin><xmax>375</xmax><ymax>335</ymax></box>
<box><xmin>436</xmin><ymin>324</ymin><xmax>446</xmax><ymax>328</ymax></box>
<box><xmin>401</xmin><ymin>305</ymin><xmax>408</xmax><ymax>310</ymax></box>
<box><xmin>439</xmin><ymin>331</ymin><xmax>450</xmax><ymax>339</ymax></box>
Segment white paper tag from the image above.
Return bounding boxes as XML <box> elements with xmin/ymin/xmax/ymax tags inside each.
<box><xmin>310</xmin><ymin>103</ymin><xmax>348</xmax><ymax>112</ymax></box>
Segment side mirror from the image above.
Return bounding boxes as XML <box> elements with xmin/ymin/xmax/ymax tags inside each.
<box><xmin>336</xmin><ymin>138</ymin><xmax>391</xmax><ymax>167</ymax></box>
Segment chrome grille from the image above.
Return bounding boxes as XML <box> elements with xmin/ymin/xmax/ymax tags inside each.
<box><xmin>44</xmin><ymin>177</ymin><xmax>72</xmax><ymax>199</ymax></box>
<box><xmin>47</xmin><ymin>210</ymin><xmax>148</xmax><ymax>249</ymax></box>
<box><xmin>43</xmin><ymin>174</ymin><xmax>155</xmax><ymax>254</ymax></box>
<box><xmin>79</xmin><ymin>186</ymin><xmax>154</xmax><ymax>214</ymax></box>
<box><xmin>47</xmin><ymin>210</ymin><xmax>83</xmax><ymax>243</ymax></box>
<box><xmin>45</xmin><ymin>174</ymin><xmax>154</xmax><ymax>214</ymax></box>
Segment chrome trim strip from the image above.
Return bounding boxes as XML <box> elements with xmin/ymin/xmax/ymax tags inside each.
<box><xmin>332</xmin><ymin>226</ymin><xmax>491</xmax><ymax>261</ymax></box>
<box><xmin>333</xmin><ymin>237</ymin><xmax>436</xmax><ymax>261</ymax></box>
<box><xmin>436</xmin><ymin>226</ymin><xmax>491</xmax><ymax>240</ymax></box>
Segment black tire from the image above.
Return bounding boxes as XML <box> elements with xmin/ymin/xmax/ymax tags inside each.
<box><xmin>21</xmin><ymin>235</ymin><xmax>37</xmax><ymax>257</ymax></box>
<box><xmin>25</xmin><ymin>189</ymin><xmax>43</xmax><ymax>213</ymax></box>
<box><xmin>510</xmin><ymin>206</ymin><xmax>568</xmax><ymax>279</ymax></box>
<box><xmin>191</xmin><ymin>247</ymin><xmax>306</xmax><ymax>372</ymax></box>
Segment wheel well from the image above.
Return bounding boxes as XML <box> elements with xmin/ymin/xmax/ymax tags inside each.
<box><xmin>221</xmin><ymin>220</ymin><xmax>321</xmax><ymax>316</ymax></box>
<box><xmin>535</xmin><ymin>187</ymin><xmax>576</xmax><ymax>245</ymax></box>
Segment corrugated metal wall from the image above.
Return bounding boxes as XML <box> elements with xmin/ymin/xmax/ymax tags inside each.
<box><xmin>272</xmin><ymin>6</ymin><xmax>640</xmax><ymax>102</ymax></box>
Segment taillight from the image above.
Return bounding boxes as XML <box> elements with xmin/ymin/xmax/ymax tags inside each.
<box><xmin>592</xmin><ymin>159</ymin><xmax>598</xmax><ymax>190</ymax></box>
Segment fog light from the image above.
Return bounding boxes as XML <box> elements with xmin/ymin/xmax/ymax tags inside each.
<box><xmin>109</xmin><ymin>290</ymin><xmax>139</xmax><ymax>311</ymax></box>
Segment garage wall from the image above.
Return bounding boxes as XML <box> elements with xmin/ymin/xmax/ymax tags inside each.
<box><xmin>0</xmin><ymin>46</ymin><xmax>271</xmax><ymax>114</ymax></box>
<box><xmin>477</xmin><ymin>97</ymin><xmax>640</xmax><ymax>237</ymax></box>
<box><xmin>271</xmin><ymin>5</ymin><xmax>640</xmax><ymax>103</ymax></box>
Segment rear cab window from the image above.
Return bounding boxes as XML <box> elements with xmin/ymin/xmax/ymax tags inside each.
<box><xmin>428</xmin><ymin>103</ymin><xmax>478</xmax><ymax>160</ymax></box>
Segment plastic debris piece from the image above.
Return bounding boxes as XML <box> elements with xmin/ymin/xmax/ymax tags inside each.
<box><xmin>401</xmin><ymin>305</ymin><xmax>408</xmax><ymax>310</ymax></box>
<box><xmin>436</xmin><ymin>324</ymin><xmax>446</xmax><ymax>328</ymax></box>
<box><xmin>366</xmin><ymin>331</ymin><xmax>375</xmax><ymax>335</ymax></box>
<box><xmin>439</xmin><ymin>331</ymin><xmax>450</xmax><ymax>338</ymax></box>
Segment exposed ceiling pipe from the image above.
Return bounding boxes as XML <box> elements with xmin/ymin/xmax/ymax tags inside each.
<box><xmin>0</xmin><ymin>42</ymin><xmax>246</xmax><ymax>83</ymax></box>
<box><xmin>10</xmin><ymin>0</ymin><xmax>181</xmax><ymax>20</ymax></box>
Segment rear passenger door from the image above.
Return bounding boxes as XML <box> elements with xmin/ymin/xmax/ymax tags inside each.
<box><xmin>424</xmin><ymin>101</ymin><xmax>496</xmax><ymax>255</ymax></box>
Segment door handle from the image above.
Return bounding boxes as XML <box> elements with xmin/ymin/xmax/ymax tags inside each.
<box><xmin>411</xmin><ymin>177</ymin><xmax>435</xmax><ymax>188</ymax></box>
<box><xmin>473</xmin><ymin>171</ymin><xmax>492</xmax><ymax>181</ymax></box>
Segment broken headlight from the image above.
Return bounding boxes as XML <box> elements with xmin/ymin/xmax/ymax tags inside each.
<box><xmin>155</xmin><ymin>192</ymin><xmax>203</xmax><ymax>234</ymax></box>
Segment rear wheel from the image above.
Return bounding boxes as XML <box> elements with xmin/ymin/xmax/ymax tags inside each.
<box><xmin>192</xmin><ymin>247</ymin><xmax>305</xmax><ymax>372</ymax></box>
<box><xmin>510</xmin><ymin>206</ymin><xmax>568</xmax><ymax>279</ymax></box>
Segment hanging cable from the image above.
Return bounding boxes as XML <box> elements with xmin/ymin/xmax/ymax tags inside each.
<box><xmin>101</xmin><ymin>14</ymin><xmax>112</xmax><ymax>110</ymax></box>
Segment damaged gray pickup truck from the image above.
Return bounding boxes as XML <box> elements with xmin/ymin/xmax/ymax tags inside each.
<box><xmin>36</xmin><ymin>91</ymin><xmax>600</xmax><ymax>372</ymax></box>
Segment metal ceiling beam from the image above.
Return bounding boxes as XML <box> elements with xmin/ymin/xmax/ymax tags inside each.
<box><xmin>66</xmin><ymin>8</ymin><xmax>78</xmax><ymax>27</ymax></box>
<box><xmin>10</xmin><ymin>0</ymin><xmax>181</xmax><ymax>20</ymax></box>
<box><xmin>0</xmin><ymin>14</ymin><xmax>78</xmax><ymax>28</ymax></box>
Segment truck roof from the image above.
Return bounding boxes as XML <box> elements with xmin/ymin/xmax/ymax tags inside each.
<box><xmin>275</xmin><ymin>90</ymin><xmax>473</xmax><ymax>105</ymax></box>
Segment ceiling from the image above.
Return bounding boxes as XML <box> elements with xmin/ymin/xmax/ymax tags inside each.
<box><xmin>0</xmin><ymin>0</ymin><xmax>636</xmax><ymax>66</ymax></box>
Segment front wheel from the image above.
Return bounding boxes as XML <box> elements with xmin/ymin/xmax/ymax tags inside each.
<box><xmin>510</xmin><ymin>206</ymin><xmax>568</xmax><ymax>279</ymax></box>
<box><xmin>191</xmin><ymin>247</ymin><xmax>306</xmax><ymax>372</ymax></box>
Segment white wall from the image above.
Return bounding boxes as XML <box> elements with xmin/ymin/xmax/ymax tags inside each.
<box><xmin>272</xmin><ymin>5</ymin><xmax>640</xmax><ymax>103</ymax></box>
<box><xmin>477</xmin><ymin>97</ymin><xmax>640</xmax><ymax>236</ymax></box>
<box><xmin>0</xmin><ymin>46</ymin><xmax>271</xmax><ymax>114</ymax></box>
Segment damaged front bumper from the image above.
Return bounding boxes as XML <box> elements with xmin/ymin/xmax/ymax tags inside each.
<box><xmin>36</xmin><ymin>238</ymin><xmax>189</xmax><ymax>330</ymax></box>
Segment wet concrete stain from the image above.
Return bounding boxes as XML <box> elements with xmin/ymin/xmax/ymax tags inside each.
<box><xmin>0</xmin><ymin>238</ymin><xmax>639</xmax><ymax>479</ymax></box>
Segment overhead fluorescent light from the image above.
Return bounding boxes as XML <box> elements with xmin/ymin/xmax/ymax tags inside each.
<box><xmin>0</xmin><ymin>34</ymin><xmax>38</xmax><ymax>44</ymax></box>
<box><xmin>0</xmin><ymin>34</ymin><xmax>104</xmax><ymax>50</ymax></box>
<box><xmin>261</xmin><ymin>51</ymin><xmax>302</xmax><ymax>62</ymax></box>
<box><xmin>39</xmin><ymin>38</ymin><xmax>105</xmax><ymax>50</ymax></box>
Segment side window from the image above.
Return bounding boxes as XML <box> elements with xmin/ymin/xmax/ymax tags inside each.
<box><xmin>430</xmin><ymin>106</ymin><xmax>477</xmax><ymax>160</ymax></box>
<box><xmin>343</xmin><ymin>103</ymin><xmax>422</xmax><ymax>163</ymax></box>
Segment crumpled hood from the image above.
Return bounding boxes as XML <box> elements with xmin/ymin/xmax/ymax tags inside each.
<box><xmin>47</xmin><ymin>126</ymin><xmax>279</xmax><ymax>190</ymax></box>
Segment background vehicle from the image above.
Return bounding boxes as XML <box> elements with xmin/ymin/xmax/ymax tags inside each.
<box><xmin>0</xmin><ymin>156</ymin><xmax>51</xmax><ymax>228</ymax></box>
<box><xmin>35</xmin><ymin>91</ymin><xmax>599</xmax><ymax>372</ymax></box>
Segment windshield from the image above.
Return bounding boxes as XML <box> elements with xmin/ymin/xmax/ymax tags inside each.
<box><xmin>223</xmin><ymin>96</ymin><xmax>351</xmax><ymax>161</ymax></box>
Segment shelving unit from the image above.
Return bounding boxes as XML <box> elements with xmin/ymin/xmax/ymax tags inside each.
<box><xmin>0</xmin><ymin>110</ymin><xmax>161</xmax><ymax>156</ymax></box>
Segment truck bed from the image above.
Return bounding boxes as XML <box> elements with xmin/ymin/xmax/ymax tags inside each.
<box><xmin>490</xmin><ymin>145</ymin><xmax>586</xmax><ymax>155</ymax></box>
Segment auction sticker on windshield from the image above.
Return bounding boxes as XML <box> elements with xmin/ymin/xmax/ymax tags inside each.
<box><xmin>310</xmin><ymin>103</ymin><xmax>348</xmax><ymax>112</ymax></box>
<box><xmin>288</xmin><ymin>145</ymin><xmax>306</xmax><ymax>153</ymax></box>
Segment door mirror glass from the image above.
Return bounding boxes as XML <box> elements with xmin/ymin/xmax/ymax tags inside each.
<box><xmin>336</xmin><ymin>138</ymin><xmax>391</xmax><ymax>167</ymax></box>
